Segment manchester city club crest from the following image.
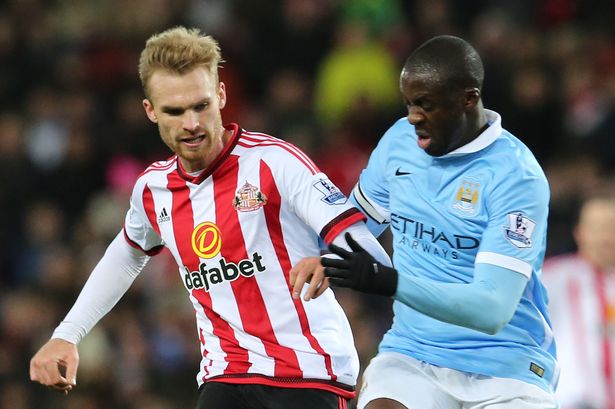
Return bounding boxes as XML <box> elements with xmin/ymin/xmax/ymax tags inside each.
<box><xmin>233</xmin><ymin>181</ymin><xmax>268</xmax><ymax>212</ymax></box>
<box><xmin>452</xmin><ymin>178</ymin><xmax>480</xmax><ymax>215</ymax></box>
<box><xmin>504</xmin><ymin>212</ymin><xmax>536</xmax><ymax>248</ymax></box>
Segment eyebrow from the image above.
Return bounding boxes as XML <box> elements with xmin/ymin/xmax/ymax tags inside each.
<box><xmin>160</xmin><ymin>98</ymin><xmax>210</xmax><ymax>114</ymax></box>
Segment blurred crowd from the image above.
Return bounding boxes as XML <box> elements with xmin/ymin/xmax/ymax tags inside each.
<box><xmin>0</xmin><ymin>0</ymin><xmax>613</xmax><ymax>408</ymax></box>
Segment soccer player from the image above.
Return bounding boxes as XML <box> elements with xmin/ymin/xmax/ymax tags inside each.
<box><xmin>29</xmin><ymin>26</ymin><xmax>391</xmax><ymax>409</ymax></box>
<box><xmin>542</xmin><ymin>193</ymin><xmax>615</xmax><ymax>409</ymax></box>
<box><xmin>320</xmin><ymin>35</ymin><xmax>558</xmax><ymax>408</ymax></box>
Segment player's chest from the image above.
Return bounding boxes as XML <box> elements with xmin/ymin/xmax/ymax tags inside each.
<box><xmin>387</xmin><ymin>158</ymin><xmax>491</xmax><ymax>236</ymax></box>
<box><xmin>152</xmin><ymin>173</ymin><xmax>273</xmax><ymax>244</ymax></box>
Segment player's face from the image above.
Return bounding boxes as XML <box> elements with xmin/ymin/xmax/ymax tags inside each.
<box><xmin>400</xmin><ymin>71</ymin><xmax>469</xmax><ymax>157</ymax></box>
<box><xmin>575</xmin><ymin>199</ymin><xmax>615</xmax><ymax>269</ymax></box>
<box><xmin>143</xmin><ymin>66</ymin><xmax>227</xmax><ymax>172</ymax></box>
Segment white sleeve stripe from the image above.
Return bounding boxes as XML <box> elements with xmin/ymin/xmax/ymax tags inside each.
<box><xmin>352</xmin><ymin>183</ymin><xmax>388</xmax><ymax>224</ymax></box>
<box><xmin>475</xmin><ymin>251</ymin><xmax>532</xmax><ymax>278</ymax></box>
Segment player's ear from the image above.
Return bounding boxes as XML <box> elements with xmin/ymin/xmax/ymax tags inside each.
<box><xmin>218</xmin><ymin>82</ymin><xmax>227</xmax><ymax>110</ymax></box>
<box><xmin>143</xmin><ymin>99</ymin><xmax>158</xmax><ymax>123</ymax></box>
<box><xmin>464</xmin><ymin>88</ymin><xmax>481</xmax><ymax>109</ymax></box>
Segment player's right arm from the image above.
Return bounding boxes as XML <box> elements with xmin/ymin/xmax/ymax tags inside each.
<box><xmin>349</xmin><ymin>123</ymin><xmax>396</xmax><ymax>239</ymax></box>
<box><xmin>29</xmin><ymin>231</ymin><xmax>150</xmax><ymax>393</ymax></box>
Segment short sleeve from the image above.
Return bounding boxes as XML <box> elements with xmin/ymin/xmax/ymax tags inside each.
<box><xmin>123</xmin><ymin>179</ymin><xmax>165</xmax><ymax>255</ymax></box>
<box><xmin>475</xmin><ymin>170</ymin><xmax>550</xmax><ymax>278</ymax></box>
<box><xmin>262</xmin><ymin>146</ymin><xmax>365</xmax><ymax>245</ymax></box>
<box><xmin>349</xmin><ymin>122</ymin><xmax>400</xmax><ymax>237</ymax></box>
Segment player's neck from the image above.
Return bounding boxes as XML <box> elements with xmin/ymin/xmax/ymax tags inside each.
<box><xmin>180</xmin><ymin>128</ymin><xmax>232</xmax><ymax>174</ymax></box>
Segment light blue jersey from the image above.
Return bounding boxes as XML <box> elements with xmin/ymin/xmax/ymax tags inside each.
<box><xmin>352</xmin><ymin>110</ymin><xmax>558</xmax><ymax>393</ymax></box>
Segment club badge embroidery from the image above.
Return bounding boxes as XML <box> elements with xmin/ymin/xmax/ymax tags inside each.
<box><xmin>233</xmin><ymin>181</ymin><xmax>268</xmax><ymax>212</ymax></box>
<box><xmin>504</xmin><ymin>212</ymin><xmax>535</xmax><ymax>248</ymax></box>
<box><xmin>452</xmin><ymin>178</ymin><xmax>480</xmax><ymax>215</ymax></box>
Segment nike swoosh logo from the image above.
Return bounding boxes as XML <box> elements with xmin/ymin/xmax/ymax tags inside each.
<box><xmin>395</xmin><ymin>168</ymin><xmax>412</xmax><ymax>176</ymax></box>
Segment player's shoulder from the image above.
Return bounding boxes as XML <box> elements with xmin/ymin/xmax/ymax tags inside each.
<box><xmin>487</xmin><ymin>129</ymin><xmax>548</xmax><ymax>189</ymax></box>
<box><xmin>133</xmin><ymin>155</ymin><xmax>178</xmax><ymax>188</ymax></box>
<box><xmin>236</xmin><ymin>128</ymin><xmax>320</xmax><ymax>175</ymax></box>
<box><xmin>368</xmin><ymin>117</ymin><xmax>416</xmax><ymax>162</ymax></box>
<box><xmin>381</xmin><ymin>117</ymin><xmax>414</xmax><ymax>143</ymax></box>
<box><xmin>493</xmin><ymin>130</ymin><xmax>544</xmax><ymax>172</ymax></box>
<box><xmin>387</xmin><ymin>117</ymin><xmax>413</xmax><ymax>132</ymax></box>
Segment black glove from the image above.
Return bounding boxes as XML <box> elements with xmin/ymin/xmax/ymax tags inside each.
<box><xmin>321</xmin><ymin>232</ymin><xmax>398</xmax><ymax>297</ymax></box>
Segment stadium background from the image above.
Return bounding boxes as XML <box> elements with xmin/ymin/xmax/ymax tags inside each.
<box><xmin>0</xmin><ymin>0</ymin><xmax>613</xmax><ymax>407</ymax></box>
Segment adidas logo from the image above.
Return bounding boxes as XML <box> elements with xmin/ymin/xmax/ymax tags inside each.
<box><xmin>158</xmin><ymin>208</ymin><xmax>171</xmax><ymax>223</ymax></box>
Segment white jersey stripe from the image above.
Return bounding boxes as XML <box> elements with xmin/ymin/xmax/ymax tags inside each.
<box><xmin>239</xmin><ymin>140</ymin><xmax>319</xmax><ymax>175</ymax></box>
<box><xmin>240</xmin><ymin>131</ymin><xmax>319</xmax><ymax>174</ymax></box>
<box><xmin>241</xmin><ymin>131</ymin><xmax>319</xmax><ymax>172</ymax></box>
<box><xmin>142</xmin><ymin>156</ymin><xmax>177</xmax><ymax>175</ymax></box>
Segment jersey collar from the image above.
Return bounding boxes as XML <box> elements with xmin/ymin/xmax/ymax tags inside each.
<box><xmin>176</xmin><ymin>123</ymin><xmax>240</xmax><ymax>184</ymax></box>
<box><xmin>442</xmin><ymin>109</ymin><xmax>501</xmax><ymax>157</ymax></box>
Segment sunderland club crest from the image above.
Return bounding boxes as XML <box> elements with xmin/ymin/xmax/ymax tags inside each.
<box><xmin>233</xmin><ymin>181</ymin><xmax>268</xmax><ymax>212</ymax></box>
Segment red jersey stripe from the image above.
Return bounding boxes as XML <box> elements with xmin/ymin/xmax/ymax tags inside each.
<box><xmin>321</xmin><ymin>209</ymin><xmax>366</xmax><ymax>244</ymax></box>
<box><xmin>166</xmin><ymin>170</ymin><xmax>251</xmax><ymax>377</ymax></box>
<box><xmin>259</xmin><ymin>160</ymin><xmax>336</xmax><ymax>381</ymax></box>
<box><xmin>238</xmin><ymin>140</ymin><xmax>319</xmax><ymax>175</ymax></box>
<box><xmin>240</xmin><ymin>131</ymin><xmax>319</xmax><ymax>173</ymax></box>
<box><xmin>122</xmin><ymin>228</ymin><xmax>163</xmax><ymax>256</ymax></box>
<box><xmin>140</xmin><ymin>156</ymin><xmax>177</xmax><ymax>177</ymax></box>
<box><xmin>143</xmin><ymin>185</ymin><xmax>161</xmax><ymax>235</ymax></box>
<box><xmin>239</xmin><ymin>132</ymin><xmax>319</xmax><ymax>175</ymax></box>
<box><xmin>215</xmin><ymin>155</ymin><xmax>302</xmax><ymax>378</ymax></box>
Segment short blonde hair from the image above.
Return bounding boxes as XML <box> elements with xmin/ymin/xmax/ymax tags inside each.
<box><xmin>138</xmin><ymin>26</ymin><xmax>222</xmax><ymax>98</ymax></box>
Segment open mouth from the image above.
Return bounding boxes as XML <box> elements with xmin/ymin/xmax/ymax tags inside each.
<box><xmin>181</xmin><ymin>134</ymin><xmax>205</xmax><ymax>147</ymax></box>
<box><xmin>416</xmin><ymin>131</ymin><xmax>431</xmax><ymax>150</ymax></box>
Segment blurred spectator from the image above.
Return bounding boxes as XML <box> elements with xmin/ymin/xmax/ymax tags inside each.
<box><xmin>262</xmin><ymin>68</ymin><xmax>322</xmax><ymax>155</ymax></box>
<box><xmin>24</xmin><ymin>86</ymin><xmax>69</xmax><ymax>172</ymax></box>
<box><xmin>544</xmin><ymin>155</ymin><xmax>605</xmax><ymax>256</ymax></box>
<box><xmin>314</xmin><ymin>19</ymin><xmax>399</xmax><ymax>127</ymax></box>
<box><xmin>505</xmin><ymin>63</ymin><xmax>564</xmax><ymax>163</ymax></box>
<box><xmin>543</xmin><ymin>190</ymin><xmax>615</xmax><ymax>409</ymax></box>
<box><xmin>0</xmin><ymin>113</ymin><xmax>37</xmax><ymax>281</ymax></box>
<box><xmin>12</xmin><ymin>201</ymin><xmax>67</xmax><ymax>285</ymax></box>
<box><xmin>315</xmin><ymin>126</ymin><xmax>371</xmax><ymax>194</ymax></box>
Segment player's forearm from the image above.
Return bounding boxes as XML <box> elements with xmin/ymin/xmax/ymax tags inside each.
<box><xmin>394</xmin><ymin>264</ymin><xmax>528</xmax><ymax>334</ymax></box>
<box><xmin>332</xmin><ymin>222</ymin><xmax>392</xmax><ymax>267</ymax></box>
<box><xmin>52</xmin><ymin>232</ymin><xmax>150</xmax><ymax>344</ymax></box>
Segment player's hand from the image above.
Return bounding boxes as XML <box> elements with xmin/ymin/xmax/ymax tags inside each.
<box><xmin>322</xmin><ymin>232</ymin><xmax>398</xmax><ymax>297</ymax></box>
<box><xmin>30</xmin><ymin>338</ymin><xmax>79</xmax><ymax>395</ymax></box>
<box><xmin>289</xmin><ymin>257</ymin><xmax>330</xmax><ymax>301</ymax></box>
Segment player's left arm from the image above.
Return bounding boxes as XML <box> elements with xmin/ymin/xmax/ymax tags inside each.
<box><xmin>323</xmin><ymin>233</ymin><xmax>527</xmax><ymax>334</ymax></box>
<box><xmin>290</xmin><ymin>222</ymin><xmax>391</xmax><ymax>301</ymax></box>
<box><xmin>324</xmin><ymin>162</ymin><xmax>550</xmax><ymax>335</ymax></box>
<box><xmin>388</xmin><ymin>262</ymin><xmax>528</xmax><ymax>334</ymax></box>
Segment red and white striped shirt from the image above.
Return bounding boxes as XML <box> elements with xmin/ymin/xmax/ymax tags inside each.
<box><xmin>123</xmin><ymin>124</ymin><xmax>364</xmax><ymax>397</ymax></box>
<box><xmin>542</xmin><ymin>254</ymin><xmax>615</xmax><ymax>409</ymax></box>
